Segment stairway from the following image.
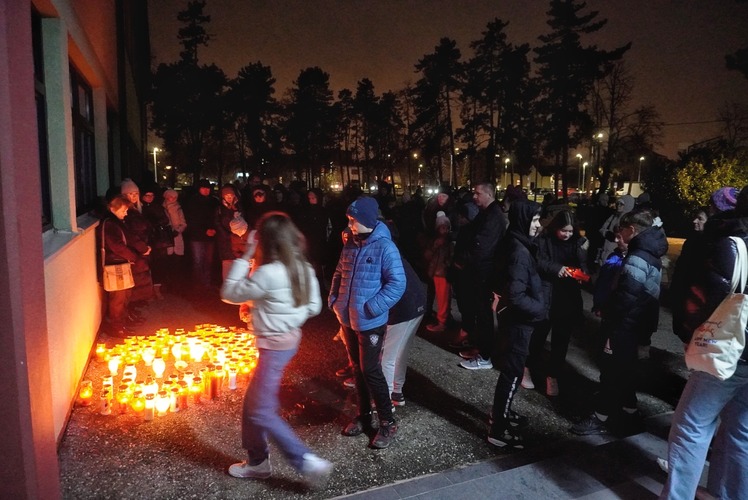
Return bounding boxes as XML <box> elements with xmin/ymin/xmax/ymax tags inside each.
<box><xmin>336</xmin><ymin>414</ymin><xmax>681</xmax><ymax>500</ymax></box>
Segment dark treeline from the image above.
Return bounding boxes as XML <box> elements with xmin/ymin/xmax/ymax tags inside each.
<box><xmin>151</xmin><ymin>0</ymin><xmax>747</xmax><ymax>213</ymax></box>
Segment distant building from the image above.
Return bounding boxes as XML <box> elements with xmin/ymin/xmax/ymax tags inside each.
<box><xmin>0</xmin><ymin>1</ymin><xmax>150</xmax><ymax>496</ymax></box>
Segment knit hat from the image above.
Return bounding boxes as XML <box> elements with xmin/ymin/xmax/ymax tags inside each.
<box><xmin>435</xmin><ymin>211</ymin><xmax>451</xmax><ymax>230</ymax></box>
<box><xmin>120</xmin><ymin>179</ymin><xmax>139</xmax><ymax>195</ymax></box>
<box><xmin>710</xmin><ymin>187</ymin><xmax>739</xmax><ymax>213</ymax></box>
<box><xmin>163</xmin><ymin>189</ymin><xmax>178</xmax><ymax>201</ymax></box>
<box><xmin>346</xmin><ymin>196</ymin><xmax>379</xmax><ymax>229</ymax></box>
<box><xmin>198</xmin><ymin>179</ymin><xmax>212</xmax><ymax>189</ymax></box>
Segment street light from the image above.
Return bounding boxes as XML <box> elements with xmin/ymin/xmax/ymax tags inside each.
<box><xmin>576</xmin><ymin>153</ymin><xmax>583</xmax><ymax>188</ymax></box>
<box><xmin>152</xmin><ymin>147</ymin><xmax>159</xmax><ymax>183</ymax></box>
<box><xmin>582</xmin><ymin>162</ymin><xmax>589</xmax><ymax>194</ymax></box>
<box><xmin>504</xmin><ymin>158</ymin><xmax>510</xmax><ymax>187</ymax></box>
<box><xmin>638</xmin><ymin>156</ymin><xmax>645</xmax><ymax>184</ymax></box>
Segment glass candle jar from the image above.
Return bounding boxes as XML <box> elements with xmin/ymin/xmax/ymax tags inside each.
<box><xmin>144</xmin><ymin>394</ymin><xmax>155</xmax><ymax>421</ymax></box>
<box><xmin>78</xmin><ymin>380</ymin><xmax>94</xmax><ymax>406</ymax></box>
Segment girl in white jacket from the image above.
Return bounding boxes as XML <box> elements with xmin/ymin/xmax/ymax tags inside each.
<box><xmin>221</xmin><ymin>212</ymin><xmax>332</xmax><ymax>487</ymax></box>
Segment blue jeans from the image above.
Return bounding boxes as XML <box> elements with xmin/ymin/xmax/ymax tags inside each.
<box><xmin>242</xmin><ymin>347</ymin><xmax>310</xmax><ymax>471</ymax></box>
<box><xmin>661</xmin><ymin>362</ymin><xmax>748</xmax><ymax>499</ymax></box>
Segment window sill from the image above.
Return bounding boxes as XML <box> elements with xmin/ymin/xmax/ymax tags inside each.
<box><xmin>42</xmin><ymin>213</ymin><xmax>100</xmax><ymax>261</ymax></box>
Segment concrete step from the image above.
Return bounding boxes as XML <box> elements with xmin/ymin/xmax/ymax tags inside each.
<box><xmin>337</xmin><ymin>419</ymin><xmax>675</xmax><ymax>499</ymax></box>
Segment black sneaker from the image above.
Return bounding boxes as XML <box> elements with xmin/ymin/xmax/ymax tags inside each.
<box><xmin>341</xmin><ymin>413</ymin><xmax>378</xmax><ymax>436</ymax></box>
<box><xmin>487</xmin><ymin>427</ymin><xmax>524</xmax><ymax>449</ymax></box>
<box><xmin>391</xmin><ymin>392</ymin><xmax>405</xmax><ymax>407</ymax></box>
<box><xmin>488</xmin><ymin>408</ymin><xmax>528</xmax><ymax>429</ymax></box>
<box><xmin>370</xmin><ymin>420</ymin><xmax>397</xmax><ymax>449</ymax></box>
<box><xmin>571</xmin><ymin>413</ymin><xmax>609</xmax><ymax>435</ymax></box>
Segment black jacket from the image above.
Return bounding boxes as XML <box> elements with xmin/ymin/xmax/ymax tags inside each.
<box><xmin>536</xmin><ymin>232</ymin><xmax>588</xmax><ymax>321</ymax></box>
<box><xmin>671</xmin><ymin>214</ymin><xmax>748</xmax><ymax>361</ymax></box>
<box><xmin>459</xmin><ymin>200</ymin><xmax>506</xmax><ymax>277</ymax></box>
<box><xmin>498</xmin><ymin>200</ymin><xmax>550</xmax><ymax>325</ymax></box>
<box><xmin>606</xmin><ymin>226</ymin><xmax>668</xmax><ymax>341</ymax></box>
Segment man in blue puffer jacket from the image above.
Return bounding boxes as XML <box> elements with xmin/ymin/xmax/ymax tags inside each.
<box><xmin>329</xmin><ymin>196</ymin><xmax>406</xmax><ymax>449</ymax></box>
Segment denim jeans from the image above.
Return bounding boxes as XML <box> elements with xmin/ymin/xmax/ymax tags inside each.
<box><xmin>189</xmin><ymin>240</ymin><xmax>215</xmax><ymax>287</ymax></box>
<box><xmin>242</xmin><ymin>347</ymin><xmax>310</xmax><ymax>471</ymax></box>
<box><xmin>381</xmin><ymin>315</ymin><xmax>423</xmax><ymax>394</ymax></box>
<box><xmin>342</xmin><ymin>325</ymin><xmax>393</xmax><ymax>423</ymax></box>
<box><xmin>661</xmin><ymin>362</ymin><xmax>748</xmax><ymax>500</ymax></box>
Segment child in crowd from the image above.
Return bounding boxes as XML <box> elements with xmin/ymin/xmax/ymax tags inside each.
<box><xmin>526</xmin><ymin>209</ymin><xmax>588</xmax><ymax>396</ymax></box>
<box><xmin>221</xmin><ymin>212</ymin><xmax>332</xmax><ymax>487</ymax></box>
<box><xmin>425</xmin><ymin>211</ymin><xmax>453</xmax><ymax>332</ymax></box>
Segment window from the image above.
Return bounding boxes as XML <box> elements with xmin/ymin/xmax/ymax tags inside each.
<box><xmin>70</xmin><ymin>66</ymin><xmax>97</xmax><ymax>215</ymax></box>
<box><xmin>32</xmin><ymin>10</ymin><xmax>52</xmax><ymax>229</ymax></box>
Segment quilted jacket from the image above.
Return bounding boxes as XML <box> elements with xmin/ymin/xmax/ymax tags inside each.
<box><xmin>329</xmin><ymin>222</ymin><xmax>406</xmax><ymax>331</ymax></box>
<box><xmin>605</xmin><ymin>226</ymin><xmax>668</xmax><ymax>341</ymax></box>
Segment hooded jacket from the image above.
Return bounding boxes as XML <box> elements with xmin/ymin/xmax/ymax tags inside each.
<box><xmin>599</xmin><ymin>194</ymin><xmax>636</xmax><ymax>263</ymax></box>
<box><xmin>497</xmin><ymin>200</ymin><xmax>550</xmax><ymax>324</ymax></box>
<box><xmin>605</xmin><ymin>225</ymin><xmax>668</xmax><ymax>340</ymax></box>
<box><xmin>329</xmin><ymin>221</ymin><xmax>406</xmax><ymax>331</ymax></box>
<box><xmin>672</xmin><ymin>213</ymin><xmax>748</xmax><ymax>362</ymax></box>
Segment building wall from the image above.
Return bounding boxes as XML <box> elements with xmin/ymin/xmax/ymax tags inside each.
<box><xmin>0</xmin><ymin>0</ymin><xmax>149</xmax><ymax>496</ymax></box>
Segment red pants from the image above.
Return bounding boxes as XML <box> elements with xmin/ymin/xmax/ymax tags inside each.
<box><xmin>433</xmin><ymin>276</ymin><xmax>451</xmax><ymax>325</ymax></box>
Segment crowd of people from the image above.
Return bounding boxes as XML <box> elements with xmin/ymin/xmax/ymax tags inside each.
<box><xmin>97</xmin><ymin>176</ymin><xmax>748</xmax><ymax>497</ymax></box>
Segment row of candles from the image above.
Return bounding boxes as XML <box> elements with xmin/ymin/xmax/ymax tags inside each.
<box><xmin>78</xmin><ymin>324</ymin><xmax>259</xmax><ymax>420</ymax></box>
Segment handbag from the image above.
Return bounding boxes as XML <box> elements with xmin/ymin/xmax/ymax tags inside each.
<box><xmin>685</xmin><ymin>236</ymin><xmax>748</xmax><ymax>380</ymax></box>
<box><xmin>101</xmin><ymin>220</ymin><xmax>135</xmax><ymax>292</ymax></box>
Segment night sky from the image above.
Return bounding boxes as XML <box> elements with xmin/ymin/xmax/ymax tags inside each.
<box><xmin>148</xmin><ymin>0</ymin><xmax>748</xmax><ymax>159</ymax></box>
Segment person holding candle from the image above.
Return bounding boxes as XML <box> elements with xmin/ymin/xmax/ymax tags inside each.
<box><xmin>221</xmin><ymin>212</ymin><xmax>332</xmax><ymax>487</ymax></box>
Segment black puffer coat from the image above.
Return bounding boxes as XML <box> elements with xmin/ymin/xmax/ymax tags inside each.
<box><xmin>605</xmin><ymin>226</ymin><xmax>668</xmax><ymax>341</ymax></box>
<box><xmin>497</xmin><ymin>200</ymin><xmax>550</xmax><ymax>325</ymax></box>
<box><xmin>672</xmin><ymin>214</ymin><xmax>748</xmax><ymax>362</ymax></box>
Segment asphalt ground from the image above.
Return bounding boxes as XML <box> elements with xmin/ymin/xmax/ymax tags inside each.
<box><xmin>58</xmin><ymin>283</ymin><xmax>687</xmax><ymax>499</ymax></box>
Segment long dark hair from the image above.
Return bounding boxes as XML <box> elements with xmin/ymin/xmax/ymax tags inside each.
<box><xmin>545</xmin><ymin>209</ymin><xmax>578</xmax><ymax>236</ymax></box>
<box><xmin>254</xmin><ymin>212</ymin><xmax>311</xmax><ymax>306</ymax></box>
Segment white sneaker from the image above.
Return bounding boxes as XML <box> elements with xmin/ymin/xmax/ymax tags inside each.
<box><xmin>521</xmin><ymin>368</ymin><xmax>535</xmax><ymax>389</ymax></box>
<box><xmin>546</xmin><ymin>377</ymin><xmax>559</xmax><ymax>397</ymax></box>
<box><xmin>460</xmin><ymin>355</ymin><xmax>493</xmax><ymax>370</ymax></box>
<box><xmin>228</xmin><ymin>458</ymin><xmax>272</xmax><ymax>479</ymax></box>
<box><xmin>301</xmin><ymin>453</ymin><xmax>333</xmax><ymax>488</ymax></box>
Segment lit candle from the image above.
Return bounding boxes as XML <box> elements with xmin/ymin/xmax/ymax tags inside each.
<box><xmin>123</xmin><ymin>363</ymin><xmax>137</xmax><ymax>381</ymax></box>
<box><xmin>155</xmin><ymin>390</ymin><xmax>170</xmax><ymax>417</ymax></box>
<box><xmin>95</xmin><ymin>343</ymin><xmax>106</xmax><ymax>362</ymax></box>
<box><xmin>141</xmin><ymin>346</ymin><xmax>156</xmax><ymax>366</ymax></box>
<box><xmin>191</xmin><ymin>377</ymin><xmax>203</xmax><ymax>404</ymax></box>
<box><xmin>228</xmin><ymin>367</ymin><xmax>237</xmax><ymax>390</ymax></box>
<box><xmin>130</xmin><ymin>391</ymin><xmax>145</xmax><ymax>413</ymax></box>
<box><xmin>171</xmin><ymin>342</ymin><xmax>183</xmax><ymax>362</ymax></box>
<box><xmin>170</xmin><ymin>387</ymin><xmax>180</xmax><ymax>413</ymax></box>
<box><xmin>144</xmin><ymin>394</ymin><xmax>155</xmax><ymax>421</ymax></box>
<box><xmin>108</xmin><ymin>355</ymin><xmax>121</xmax><ymax>377</ymax></box>
<box><xmin>152</xmin><ymin>356</ymin><xmax>166</xmax><ymax>379</ymax></box>
<box><xmin>116</xmin><ymin>384</ymin><xmax>130</xmax><ymax>414</ymax></box>
<box><xmin>100</xmin><ymin>388</ymin><xmax>112</xmax><ymax>416</ymax></box>
<box><xmin>178</xmin><ymin>381</ymin><xmax>189</xmax><ymax>410</ymax></box>
<box><xmin>78</xmin><ymin>380</ymin><xmax>94</xmax><ymax>406</ymax></box>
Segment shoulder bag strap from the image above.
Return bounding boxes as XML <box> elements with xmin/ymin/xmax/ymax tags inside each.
<box><xmin>101</xmin><ymin>219</ymin><xmax>107</xmax><ymax>272</ymax></box>
<box><xmin>728</xmin><ymin>236</ymin><xmax>748</xmax><ymax>293</ymax></box>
